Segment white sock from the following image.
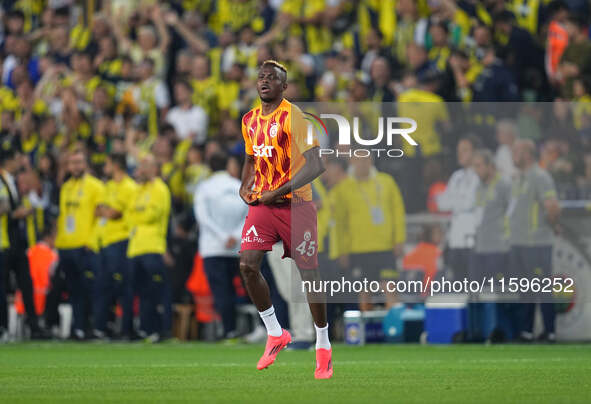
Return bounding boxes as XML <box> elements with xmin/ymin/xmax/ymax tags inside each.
<box><xmin>315</xmin><ymin>323</ymin><xmax>331</xmax><ymax>350</ymax></box>
<box><xmin>259</xmin><ymin>306</ymin><xmax>282</xmax><ymax>337</ymax></box>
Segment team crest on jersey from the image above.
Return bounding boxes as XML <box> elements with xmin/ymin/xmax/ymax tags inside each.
<box><xmin>269</xmin><ymin>122</ymin><xmax>278</xmax><ymax>138</ymax></box>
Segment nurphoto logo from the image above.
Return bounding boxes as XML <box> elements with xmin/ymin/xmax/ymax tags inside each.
<box><xmin>304</xmin><ymin>112</ymin><xmax>418</xmax><ymax>158</ymax></box>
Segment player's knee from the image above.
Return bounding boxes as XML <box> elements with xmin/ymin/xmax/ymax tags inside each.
<box><xmin>239</xmin><ymin>259</ymin><xmax>259</xmax><ymax>279</ymax></box>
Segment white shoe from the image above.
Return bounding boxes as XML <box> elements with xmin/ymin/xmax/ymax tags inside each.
<box><xmin>0</xmin><ymin>328</ymin><xmax>8</xmax><ymax>343</ymax></box>
<box><xmin>244</xmin><ymin>325</ymin><xmax>267</xmax><ymax>344</ymax></box>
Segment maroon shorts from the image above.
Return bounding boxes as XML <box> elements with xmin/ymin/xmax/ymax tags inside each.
<box><xmin>240</xmin><ymin>201</ymin><xmax>318</xmax><ymax>269</ymax></box>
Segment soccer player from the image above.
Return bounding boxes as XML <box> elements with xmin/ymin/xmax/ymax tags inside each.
<box><xmin>93</xmin><ymin>153</ymin><xmax>138</xmax><ymax>339</ymax></box>
<box><xmin>127</xmin><ymin>154</ymin><xmax>171</xmax><ymax>340</ymax></box>
<box><xmin>55</xmin><ymin>149</ymin><xmax>105</xmax><ymax>340</ymax></box>
<box><xmin>238</xmin><ymin>60</ymin><xmax>332</xmax><ymax>379</ymax></box>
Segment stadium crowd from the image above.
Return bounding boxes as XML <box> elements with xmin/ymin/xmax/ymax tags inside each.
<box><xmin>0</xmin><ymin>0</ymin><xmax>591</xmax><ymax>343</ymax></box>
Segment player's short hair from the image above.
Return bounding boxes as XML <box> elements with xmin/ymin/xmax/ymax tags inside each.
<box><xmin>430</xmin><ymin>21</ymin><xmax>449</xmax><ymax>34</ymax></box>
<box><xmin>0</xmin><ymin>148</ymin><xmax>17</xmax><ymax>165</ymax></box>
<box><xmin>326</xmin><ymin>156</ymin><xmax>348</xmax><ymax>172</ymax></box>
<box><xmin>517</xmin><ymin>138</ymin><xmax>537</xmax><ymax>159</ymax></box>
<box><xmin>567</xmin><ymin>13</ymin><xmax>588</xmax><ymax>29</ymax></box>
<box><xmin>69</xmin><ymin>146</ymin><xmax>88</xmax><ymax>161</ymax></box>
<box><xmin>473</xmin><ymin>148</ymin><xmax>495</xmax><ymax>166</ymax></box>
<box><xmin>494</xmin><ymin>10</ymin><xmax>516</xmax><ymax>25</ymax></box>
<box><xmin>40</xmin><ymin>220</ymin><xmax>57</xmax><ymax>240</ymax></box>
<box><xmin>459</xmin><ymin>134</ymin><xmax>482</xmax><ymax>150</ymax></box>
<box><xmin>260</xmin><ymin>60</ymin><xmax>287</xmax><ymax>83</ymax></box>
<box><xmin>108</xmin><ymin>152</ymin><xmax>127</xmax><ymax>171</ymax></box>
<box><xmin>73</xmin><ymin>50</ymin><xmax>92</xmax><ymax>60</ymax></box>
<box><xmin>174</xmin><ymin>79</ymin><xmax>193</xmax><ymax>92</ymax></box>
<box><xmin>7</xmin><ymin>10</ymin><xmax>25</xmax><ymax>21</ymax></box>
<box><xmin>208</xmin><ymin>152</ymin><xmax>228</xmax><ymax>172</ymax></box>
<box><xmin>548</xmin><ymin>0</ymin><xmax>568</xmax><ymax>15</ymax></box>
<box><xmin>141</xmin><ymin>58</ymin><xmax>155</xmax><ymax>68</ymax></box>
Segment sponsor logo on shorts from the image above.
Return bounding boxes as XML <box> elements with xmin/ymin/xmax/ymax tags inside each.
<box><xmin>242</xmin><ymin>225</ymin><xmax>265</xmax><ymax>244</ymax></box>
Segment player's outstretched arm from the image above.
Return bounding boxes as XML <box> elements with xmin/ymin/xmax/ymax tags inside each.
<box><xmin>239</xmin><ymin>154</ymin><xmax>258</xmax><ymax>205</ymax></box>
<box><xmin>259</xmin><ymin>147</ymin><xmax>325</xmax><ymax>205</ymax></box>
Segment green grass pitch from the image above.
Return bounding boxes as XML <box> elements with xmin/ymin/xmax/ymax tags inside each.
<box><xmin>0</xmin><ymin>343</ymin><xmax>590</xmax><ymax>403</ymax></box>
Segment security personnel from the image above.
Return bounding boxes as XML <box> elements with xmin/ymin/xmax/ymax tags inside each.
<box><xmin>472</xmin><ymin>150</ymin><xmax>512</xmax><ymax>279</ymax></box>
<box><xmin>93</xmin><ymin>153</ymin><xmax>137</xmax><ymax>339</ymax></box>
<box><xmin>508</xmin><ymin>139</ymin><xmax>561</xmax><ymax>343</ymax></box>
<box><xmin>127</xmin><ymin>154</ymin><xmax>171</xmax><ymax>340</ymax></box>
<box><xmin>56</xmin><ymin>149</ymin><xmax>105</xmax><ymax>340</ymax></box>
<box><xmin>0</xmin><ymin>148</ymin><xmax>44</xmax><ymax>338</ymax></box>
<box><xmin>471</xmin><ymin>149</ymin><xmax>513</xmax><ymax>341</ymax></box>
<box><xmin>333</xmin><ymin>153</ymin><xmax>406</xmax><ymax>310</ymax></box>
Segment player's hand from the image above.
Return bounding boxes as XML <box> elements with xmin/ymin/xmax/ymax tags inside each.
<box><xmin>259</xmin><ymin>190</ymin><xmax>285</xmax><ymax>205</ymax></box>
<box><xmin>163</xmin><ymin>252</ymin><xmax>175</xmax><ymax>268</ymax></box>
<box><xmin>225</xmin><ymin>237</ymin><xmax>237</xmax><ymax>249</ymax></box>
<box><xmin>12</xmin><ymin>206</ymin><xmax>33</xmax><ymax>219</ymax></box>
<box><xmin>95</xmin><ymin>205</ymin><xmax>105</xmax><ymax>218</ymax></box>
<box><xmin>104</xmin><ymin>207</ymin><xmax>121</xmax><ymax>220</ymax></box>
<box><xmin>338</xmin><ymin>255</ymin><xmax>350</xmax><ymax>269</ymax></box>
<box><xmin>164</xmin><ymin>11</ymin><xmax>179</xmax><ymax>25</ymax></box>
<box><xmin>239</xmin><ymin>186</ymin><xmax>258</xmax><ymax>205</ymax></box>
<box><xmin>393</xmin><ymin>243</ymin><xmax>404</xmax><ymax>259</ymax></box>
<box><xmin>553</xmin><ymin>222</ymin><xmax>563</xmax><ymax>236</ymax></box>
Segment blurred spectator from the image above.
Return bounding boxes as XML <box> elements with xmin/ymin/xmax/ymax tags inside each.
<box><xmin>577</xmin><ymin>153</ymin><xmax>591</xmax><ymax>198</ymax></box>
<box><xmin>471</xmin><ymin>149</ymin><xmax>512</xmax><ymax>339</ymax></box>
<box><xmin>546</xmin><ymin>1</ymin><xmax>570</xmax><ymax>84</ymax></box>
<box><xmin>0</xmin><ymin>148</ymin><xmax>44</xmax><ymax>338</ymax></box>
<box><xmin>436</xmin><ymin>136</ymin><xmax>480</xmax><ymax>280</ymax></box>
<box><xmin>113</xmin><ymin>5</ymin><xmax>170</xmax><ymax>79</ymax></box>
<box><xmin>424</xmin><ymin>159</ymin><xmax>448</xmax><ymax>213</ymax></box>
<box><xmin>194</xmin><ymin>152</ymin><xmax>246</xmax><ymax>339</ymax></box>
<box><xmin>166</xmin><ymin>80</ymin><xmax>208</xmax><ymax>144</ymax></box>
<box><xmin>509</xmin><ymin>139</ymin><xmax>561</xmax><ymax>343</ymax></box>
<box><xmin>127</xmin><ymin>154</ymin><xmax>171</xmax><ymax>341</ymax></box>
<box><xmin>495</xmin><ymin>120</ymin><xmax>518</xmax><ymax>180</ymax></box>
<box><xmin>55</xmin><ymin>149</ymin><xmax>104</xmax><ymax>340</ymax></box>
<box><xmin>402</xmin><ymin>224</ymin><xmax>443</xmax><ymax>293</ymax></box>
<box><xmin>93</xmin><ymin>153</ymin><xmax>137</xmax><ymax>339</ymax></box>
<box><xmin>559</xmin><ymin>14</ymin><xmax>591</xmax><ymax>99</ymax></box>
<box><xmin>333</xmin><ymin>154</ymin><xmax>405</xmax><ymax>310</ymax></box>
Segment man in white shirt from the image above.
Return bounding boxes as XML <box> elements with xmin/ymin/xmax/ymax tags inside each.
<box><xmin>166</xmin><ymin>80</ymin><xmax>208</xmax><ymax>144</ymax></box>
<box><xmin>436</xmin><ymin>136</ymin><xmax>481</xmax><ymax>280</ymax></box>
<box><xmin>194</xmin><ymin>152</ymin><xmax>247</xmax><ymax>338</ymax></box>
<box><xmin>494</xmin><ymin>119</ymin><xmax>517</xmax><ymax>180</ymax></box>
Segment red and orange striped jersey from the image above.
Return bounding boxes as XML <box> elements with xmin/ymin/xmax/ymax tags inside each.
<box><xmin>242</xmin><ymin>98</ymin><xmax>318</xmax><ymax>201</ymax></box>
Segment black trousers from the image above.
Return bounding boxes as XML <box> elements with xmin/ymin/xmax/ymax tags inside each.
<box><xmin>203</xmin><ymin>256</ymin><xmax>240</xmax><ymax>337</ymax></box>
<box><xmin>509</xmin><ymin>246</ymin><xmax>555</xmax><ymax>335</ymax></box>
<box><xmin>130</xmin><ymin>253</ymin><xmax>167</xmax><ymax>336</ymax></box>
<box><xmin>0</xmin><ymin>247</ymin><xmax>38</xmax><ymax>330</ymax></box>
<box><xmin>95</xmin><ymin>241</ymin><xmax>133</xmax><ymax>335</ymax></box>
